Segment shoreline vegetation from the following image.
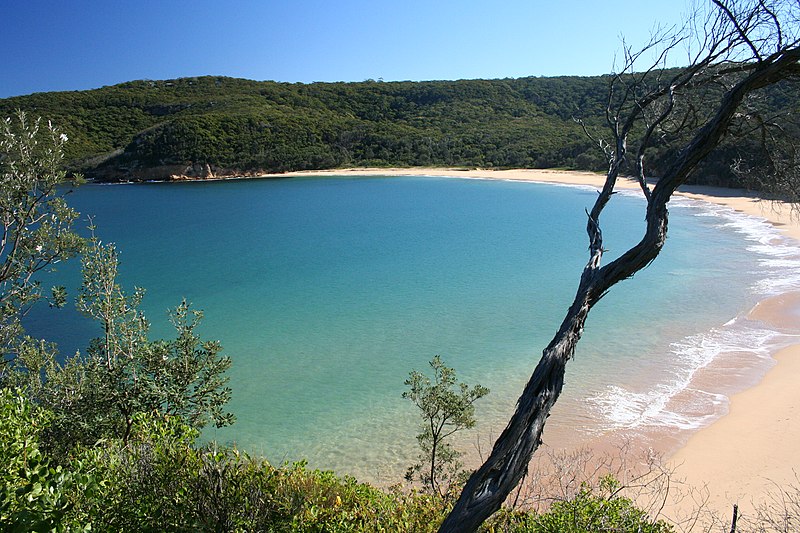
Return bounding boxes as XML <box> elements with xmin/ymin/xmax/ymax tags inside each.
<box><xmin>3</xmin><ymin>73</ymin><xmax>793</xmax><ymax>194</ymax></box>
<box><xmin>233</xmin><ymin>166</ymin><xmax>800</xmax><ymax>517</ymax></box>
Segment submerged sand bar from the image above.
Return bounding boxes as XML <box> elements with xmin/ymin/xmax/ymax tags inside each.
<box><xmin>260</xmin><ymin>167</ymin><xmax>800</xmax><ymax>516</ymax></box>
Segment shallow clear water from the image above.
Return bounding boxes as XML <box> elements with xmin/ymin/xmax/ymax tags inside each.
<box><xmin>27</xmin><ymin>176</ymin><xmax>800</xmax><ymax>482</ymax></box>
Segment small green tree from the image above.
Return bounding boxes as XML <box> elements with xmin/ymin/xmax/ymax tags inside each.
<box><xmin>0</xmin><ymin>111</ymin><xmax>84</xmax><ymax>364</ymax></box>
<box><xmin>6</xmin><ymin>230</ymin><xmax>236</xmax><ymax>455</ymax></box>
<box><xmin>51</xmin><ymin>231</ymin><xmax>234</xmax><ymax>449</ymax></box>
<box><xmin>1</xmin><ymin>113</ymin><xmax>234</xmax><ymax>456</ymax></box>
<box><xmin>403</xmin><ymin>355</ymin><xmax>489</xmax><ymax>499</ymax></box>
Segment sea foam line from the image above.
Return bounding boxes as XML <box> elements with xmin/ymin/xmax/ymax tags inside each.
<box><xmin>586</xmin><ymin>322</ymin><xmax>783</xmax><ymax>431</ymax></box>
<box><xmin>587</xmin><ymin>196</ymin><xmax>800</xmax><ymax>432</ymax></box>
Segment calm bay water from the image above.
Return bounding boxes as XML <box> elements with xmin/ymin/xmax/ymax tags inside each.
<box><xmin>28</xmin><ymin>176</ymin><xmax>800</xmax><ymax>482</ymax></box>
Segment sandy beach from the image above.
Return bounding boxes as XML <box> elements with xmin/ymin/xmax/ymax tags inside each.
<box><xmin>265</xmin><ymin>167</ymin><xmax>800</xmax><ymax>521</ymax></box>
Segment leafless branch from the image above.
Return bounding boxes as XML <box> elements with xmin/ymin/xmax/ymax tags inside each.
<box><xmin>440</xmin><ymin>2</ymin><xmax>800</xmax><ymax>530</ymax></box>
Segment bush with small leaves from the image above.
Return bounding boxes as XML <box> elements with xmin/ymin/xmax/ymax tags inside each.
<box><xmin>403</xmin><ymin>355</ymin><xmax>489</xmax><ymax>500</ymax></box>
<box><xmin>497</xmin><ymin>476</ymin><xmax>674</xmax><ymax>533</ymax></box>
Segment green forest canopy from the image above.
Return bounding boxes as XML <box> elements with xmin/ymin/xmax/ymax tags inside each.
<box><xmin>1</xmin><ymin>74</ymin><xmax>796</xmax><ymax>186</ymax></box>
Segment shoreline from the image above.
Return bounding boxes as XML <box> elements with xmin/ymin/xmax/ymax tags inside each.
<box><xmin>667</xmin><ymin>299</ymin><xmax>800</xmax><ymax>520</ymax></box>
<box><xmin>262</xmin><ymin>167</ymin><xmax>800</xmax><ymax>517</ymax></box>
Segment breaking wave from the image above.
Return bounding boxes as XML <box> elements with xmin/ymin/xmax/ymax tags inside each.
<box><xmin>587</xmin><ymin>196</ymin><xmax>800</xmax><ymax>432</ymax></box>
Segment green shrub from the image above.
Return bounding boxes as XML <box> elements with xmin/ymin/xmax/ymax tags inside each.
<box><xmin>494</xmin><ymin>477</ymin><xmax>673</xmax><ymax>533</ymax></box>
<box><xmin>0</xmin><ymin>388</ymin><xmax>97</xmax><ymax>532</ymax></box>
<box><xmin>83</xmin><ymin>413</ymin><xmax>447</xmax><ymax>532</ymax></box>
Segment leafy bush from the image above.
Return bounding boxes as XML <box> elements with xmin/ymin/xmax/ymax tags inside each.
<box><xmin>78</xmin><ymin>413</ymin><xmax>446</xmax><ymax>532</ymax></box>
<box><xmin>0</xmin><ymin>388</ymin><xmax>97</xmax><ymax>532</ymax></box>
<box><xmin>494</xmin><ymin>476</ymin><xmax>673</xmax><ymax>533</ymax></box>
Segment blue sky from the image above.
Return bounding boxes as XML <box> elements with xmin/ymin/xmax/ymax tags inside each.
<box><xmin>1</xmin><ymin>1</ymin><xmax>690</xmax><ymax>98</ymax></box>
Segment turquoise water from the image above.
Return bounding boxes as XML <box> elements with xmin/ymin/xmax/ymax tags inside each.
<box><xmin>27</xmin><ymin>176</ymin><xmax>800</xmax><ymax>482</ymax></box>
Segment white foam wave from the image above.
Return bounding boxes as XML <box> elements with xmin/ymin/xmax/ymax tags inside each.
<box><xmin>677</xmin><ymin>199</ymin><xmax>800</xmax><ymax>297</ymax></box>
<box><xmin>589</xmin><ymin>386</ymin><xmax>727</xmax><ymax>431</ymax></box>
<box><xmin>542</xmin><ymin>187</ymin><xmax>800</xmax><ymax>433</ymax></box>
<box><xmin>588</xmin><ymin>196</ymin><xmax>800</xmax><ymax>432</ymax></box>
<box><xmin>587</xmin><ymin>323</ymin><xmax>783</xmax><ymax>431</ymax></box>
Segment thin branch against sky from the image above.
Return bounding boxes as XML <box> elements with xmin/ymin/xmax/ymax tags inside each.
<box><xmin>0</xmin><ymin>0</ymin><xmax>688</xmax><ymax>98</ymax></box>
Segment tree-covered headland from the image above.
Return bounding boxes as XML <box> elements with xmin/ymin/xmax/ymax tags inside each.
<box><xmin>1</xmin><ymin>72</ymin><xmax>796</xmax><ymax>189</ymax></box>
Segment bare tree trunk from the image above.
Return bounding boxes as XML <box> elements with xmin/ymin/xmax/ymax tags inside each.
<box><xmin>440</xmin><ymin>29</ymin><xmax>800</xmax><ymax>531</ymax></box>
<box><xmin>438</xmin><ymin>203</ymin><xmax>665</xmax><ymax>531</ymax></box>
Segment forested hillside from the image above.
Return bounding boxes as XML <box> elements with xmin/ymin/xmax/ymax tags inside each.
<box><xmin>1</xmin><ymin>74</ymin><xmax>795</xmax><ymax>186</ymax></box>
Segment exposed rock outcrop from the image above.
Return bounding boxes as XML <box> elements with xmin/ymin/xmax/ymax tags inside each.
<box><xmin>86</xmin><ymin>161</ymin><xmax>279</xmax><ymax>183</ymax></box>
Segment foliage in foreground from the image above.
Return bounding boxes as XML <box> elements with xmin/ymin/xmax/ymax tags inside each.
<box><xmin>0</xmin><ymin>388</ymin><xmax>682</xmax><ymax>532</ymax></box>
<box><xmin>496</xmin><ymin>477</ymin><xmax>673</xmax><ymax>532</ymax></box>
<box><xmin>3</xmin><ymin>226</ymin><xmax>235</xmax><ymax>459</ymax></box>
<box><xmin>0</xmin><ymin>389</ymin><xmax>446</xmax><ymax>532</ymax></box>
<box><xmin>0</xmin><ymin>111</ymin><xmax>235</xmax><ymax>464</ymax></box>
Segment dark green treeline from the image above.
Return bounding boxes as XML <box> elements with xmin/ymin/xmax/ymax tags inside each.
<box><xmin>2</xmin><ymin>74</ymin><xmax>795</xmax><ymax>186</ymax></box>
